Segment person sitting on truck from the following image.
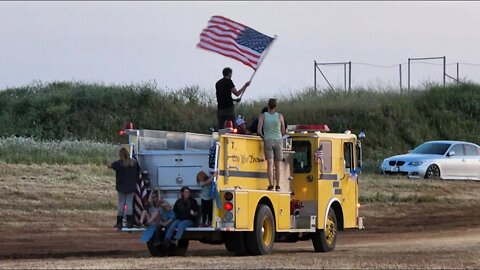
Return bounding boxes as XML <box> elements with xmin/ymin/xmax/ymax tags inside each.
<box><xmin>163</xmin><ymin>186</ymin><xmax>199</xmax><ymax>246</ymax></box>
<box><xmin>159</xmin><ymin>200</ymin><xmax>175</xmax><ymax>228</ymax></box>
<box><xmin>257</xmin><ymin>98</ymin><xmax>286</xmax><ymax>191</ymax></box>
<box><xmin>235</xmin><ymin>116</ymin><xmax>248</xmax><ymax>135</ymax></box>
<box><xmin>196</xmin><ymin>171</ymin><xmax>216</xmax><ymax>227</ymax></box>
<box><xmin>140</xmin><ymin>196</ymin><xmax>163</xmax><ymax>227</ymax></box>
<box><xmin>247</xmin><ymin>107</ymin><xmax>268</xmax><ymax>135</ymax></box>
<box><xmin>107</xmin><ymin>147</ymin><xmax>141</xmax><ymax>229</ymax></box>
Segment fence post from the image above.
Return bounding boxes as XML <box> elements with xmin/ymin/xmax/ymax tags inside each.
<box><xmin>348</xmin><ymin>61</ymin><xmax>352</xmax><ymax>92</ymax></box>
<box><xmin>457</xmin><ymin>62</ymin><xmax>459</xmax><ymax>83</ymax></box>
<box><xmin>443</xmin><ymin>56</ymin><xmax>446</xmax><ymax>87</ymax></box>
<box><xmin>314</xmin><ymin>60</ymin><xmax>317</xmax><ymax>91</ymax></box>
<box><xmin>408</xmin><ymin>58</ymin><xmax>411</xmax><ymax>91</ymax></box>
<box><xmin>399</xmin><ymin>64</ymin><xmax>402</xmax><ymax>93</ymax></box>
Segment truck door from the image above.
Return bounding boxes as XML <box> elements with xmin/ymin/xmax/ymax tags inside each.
<box><xmin>342</xmin><ymin>141</ymin><xmax>357</xmax><ymax>228</ymax></box>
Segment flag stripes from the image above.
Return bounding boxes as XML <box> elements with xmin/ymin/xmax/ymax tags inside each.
<box><xmin>197</xmin><ymin>15</ymin><xmax>274</xmax><ymax>70</ymax></box>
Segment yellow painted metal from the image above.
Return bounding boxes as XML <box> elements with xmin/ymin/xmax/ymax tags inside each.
<box><xmin>214</xmin><ymin>130</ymin><xmax>360</xmax><ymax>233</ymax></box>
<box><xmin>234</xmin><ymin>191</ymin><xmax>249</xmax><ymax>229</ymax></box>
<box><xmin>277</xmin><ymin>194</ymin><xmax>291</xmax><ymax>230</ymax></box>
<box><xmin>262</xmin><ymin>214</ymin><xmax>274</xmax><ymax>246</ymax></box>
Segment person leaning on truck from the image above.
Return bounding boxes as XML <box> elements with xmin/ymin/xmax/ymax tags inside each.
<box><xmin>257</xmin><ymin>98</ymin><xmax>286</xmax><ymax>191</ymax></box>
<box><xmin>215</xmin><ymin>67</ymin><xmax>250</xmax><ymax>130</ymax></box>
<box><xmin>107</xmin><ymin>147</ymin><xmax>141</xmax><ymax>229</ymax></box>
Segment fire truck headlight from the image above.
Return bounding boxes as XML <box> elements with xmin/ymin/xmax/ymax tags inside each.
<box><xmin>357</xmin><ymin>203</ymin><xmax>361</xmax><ymax>208</ymax></box>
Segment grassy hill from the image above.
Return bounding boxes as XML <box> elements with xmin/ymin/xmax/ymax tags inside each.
<box><xmin>2</xmin><ymin>81</ymin><xmax>480</xmax><ymax>169</ymax></box>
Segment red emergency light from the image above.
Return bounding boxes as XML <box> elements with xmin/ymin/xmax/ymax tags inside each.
<box><xmin>294</xmin><ymin>124</ymin><xmax>330</xmax><ymax>132</ymax></box>
<box><xmin>224</xmin><ymin>202</ymin><xmax>233</xmax><ymax>212</ymax></box>
<box><xmin>119</xmin><ymin>130</ymin><xmax>126</xmax><ymax>136</ymax></box>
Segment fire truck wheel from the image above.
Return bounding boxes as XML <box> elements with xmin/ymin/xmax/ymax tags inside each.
<box><xmin>224</xmin><ymin>232</ymin><xmax>248</xmax><ymax>255</ymax></box>
<box><xmin>247</xmin><ymin>204</ymin><xmax>275</xmax><ymax>255</ymax></box>
<box><xmin>173</xmin><ymin>239</ymin><xmax>189</xmax><ymax>256</ymax></box>
<box><xmin>146</xmin><ymin>239</ymin><xmax>166</xmax><ymax>257</ymax></box>
<box><xmin>312</xmin><ymin>207</ymin><xmax>337</xmax><ymax>252</ymax></box>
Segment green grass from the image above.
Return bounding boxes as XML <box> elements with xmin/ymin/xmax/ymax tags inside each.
<box><xmin>2</xmin><ymin>81</ymin><xmax>480</xmax><ymax>169</ymax></box>
<box><xmin>0</xmin><ymin>136</ymin><xmax>118</xmax><ymax>165</ymax></box>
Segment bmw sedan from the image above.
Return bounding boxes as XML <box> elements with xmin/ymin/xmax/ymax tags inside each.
<box><xmin>380</xmin><ymin>140</ymin><xmax>480</xmax><ymax>180</ymax></box>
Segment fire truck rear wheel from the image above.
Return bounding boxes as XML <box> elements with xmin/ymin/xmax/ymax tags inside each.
<box><xmin>247</xmin><ymin>204</ymin><xmax>275</xmax><ymax>255</ymax></box>
<box><xmin>312</xmin><ymin>207</ymin><xmax>337</xmax><ymax>252</ymax></box>
<box><xmin>146</xmin><ymin>238</ymin><xmax>166</xmax><ymax>257</ymax></box>
<box><xmin>173</xmin><ymin>239</ymin><xmax>189</xmax><ymax>256</ymax></box>
<box><xmin>224</xmin><ymin>232</ymin><xmax>248</xmax><ymax>256</ymax></box>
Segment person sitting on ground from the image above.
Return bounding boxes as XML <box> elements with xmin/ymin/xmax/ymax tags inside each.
<box><xmin>163</xmin><ymin>186</ymin><xmax>199</xmax><ymax>247</ymax></box>
<box><xmin>196</xmin><ymin>171</ymin><xmax>216</xmax><ymax>227</ymax></box>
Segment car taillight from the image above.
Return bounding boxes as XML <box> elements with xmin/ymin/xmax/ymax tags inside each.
<box><xmin>224</xmin><ymin>202</ymin><xmax>233</xmax><ymax>212</ymax></box>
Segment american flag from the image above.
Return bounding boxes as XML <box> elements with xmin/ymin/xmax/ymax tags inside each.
<box><xmin>314</xmin><ymin>144</ymin><xmax>324</xmax><ymax>162</ymax></box>
<box><xmin>197</xmin><ymin>15</ymin><xmax>274</xmax><ymax>70</ymax></box>
<box><xmin>134</xmin><ymin>177</ymin><xmax>147</xmax><ymax>226</ymax></box>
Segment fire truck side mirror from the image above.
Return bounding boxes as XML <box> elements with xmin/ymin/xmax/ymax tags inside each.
<box><xmin>358</xmin><ymin>132</ymin><xmax>366</xmax><ymax>141</ymax></box>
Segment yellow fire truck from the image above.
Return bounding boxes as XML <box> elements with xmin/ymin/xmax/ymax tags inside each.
<box><xmin>122</xmin><ymin>124</ymin><xmax>365</xmax><ymax>256</ymax></box>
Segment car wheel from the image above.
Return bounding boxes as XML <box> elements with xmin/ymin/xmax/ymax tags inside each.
<box><xmin>425</xmin><ymin>164</ymin><xmax>440</xmax><ymax>179</ymax></box>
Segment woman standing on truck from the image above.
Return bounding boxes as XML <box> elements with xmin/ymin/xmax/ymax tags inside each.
<box><xmin>108</xmin><ymin>147</ymin><xmax>141</xmax><ymax>229</ymax></box>
<box><xmin>163</xmin><ymin>186</ymin><xmax>199</xmax><ymax>246</ymax></box>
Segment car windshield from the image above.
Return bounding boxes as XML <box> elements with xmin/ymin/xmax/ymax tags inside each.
<box><xmin>411</xmin><ymin>143</ymin><xmax>451</xmax><ymax>155</ymax></box>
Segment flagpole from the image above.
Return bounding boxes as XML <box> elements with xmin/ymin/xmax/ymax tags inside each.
<box><xmin>239</xmin><ymin>35</ymin><xmax>278</xmax><ymax>100</ymax></box>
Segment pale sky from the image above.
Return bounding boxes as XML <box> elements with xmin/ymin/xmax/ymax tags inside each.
<box><xmin>1</xmin><ymin>1</ymin><xmax>480</xmax><ymax>100</ymax></box>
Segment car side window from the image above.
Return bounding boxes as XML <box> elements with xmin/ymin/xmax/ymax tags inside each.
<box><xmin>465</xmin><ymin>144</ymin><xmax>478</xmax><ymax>156</ymax></box>
<box><xmin>450</xmin><ymin>144</ymin><xmax>465</xmax><ymax>156</ymax></box>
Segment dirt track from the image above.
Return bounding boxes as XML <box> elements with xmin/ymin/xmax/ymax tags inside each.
<box><xmin>1</xmin><ymin>204</ymin><xmax>479</xmax><ymax>269</ymax></box>
<box><xmin>1</xmin><ymin>164</ymin><xmax>479</xmax><ymax>269</ymax></box>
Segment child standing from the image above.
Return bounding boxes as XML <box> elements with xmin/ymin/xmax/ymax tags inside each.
<box><xmin>196</xmin><ymin>171</ymin><xmax>216</xmax><ymax>227</ymax></box>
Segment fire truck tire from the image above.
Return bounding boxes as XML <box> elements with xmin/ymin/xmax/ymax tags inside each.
<box><xmin>173</xmin><ymin>239</ymin><xmax>189</xmax><ymax>256</ymax></box>
<box><xmin>224</xmin><ymin>232</ymin><xmax>248</xmax><ymax>255</ymax></box>
<box><xmin>312</xmin><ymin>207</ymin><xmax>337</xmax><ymax>252</ymax></box>
<box><xmin>247</xmin><ymin>204</ymin><xmax>275</xmax><ymax>255</ymax></box>
<box><xmin>146</xmin><ymin>239</ymin><xmax>166</xmax><ymax>257</ymax></box>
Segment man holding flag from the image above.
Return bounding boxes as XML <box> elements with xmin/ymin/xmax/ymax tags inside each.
<box><xmin>197</xmin><ymin>15</ymin><xmax>276</xmax><ymax>129</ymax></box>
<box><xmin>215</xmin><ymin>67</ymin><xmax>250</xmax><ymax>129</ymax></box>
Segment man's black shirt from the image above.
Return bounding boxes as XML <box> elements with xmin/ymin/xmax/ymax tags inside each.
<box><xmin>216</xmin><ymin>78</ymin><xmax>235</xmax><ymax>109</ymax></box>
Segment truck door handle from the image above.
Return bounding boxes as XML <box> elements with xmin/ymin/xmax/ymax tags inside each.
<box><xmin>228</xmin><ymin>166</ymin><xmax>240</xmax><ymax>171</ymax></box>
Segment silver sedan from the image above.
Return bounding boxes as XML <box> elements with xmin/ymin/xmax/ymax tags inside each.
<box><xmin>380</xmin><ymin>140</ymin><xmax>480</xmax><ymax>180</ymax></box>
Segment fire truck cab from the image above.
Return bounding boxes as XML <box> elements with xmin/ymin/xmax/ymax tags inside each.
<box><xmin>122</xmin><ymin>124</ymin><xmax>365</xmax><ymax>256</ymax></box>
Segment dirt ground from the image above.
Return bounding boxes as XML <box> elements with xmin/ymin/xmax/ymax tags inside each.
<box><xmin>0</xmin><ymin>164</ymin><xmax>479</xmax><ymax>269</ymax></box>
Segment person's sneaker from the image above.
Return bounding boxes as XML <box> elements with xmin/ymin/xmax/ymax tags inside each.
<box><xmin>170</xmin><ymin>239</ymin><xmax>178</xmax><ymax>246</ymax></box>
<box><xmin>267</xmin><ymin>185</ymin><xmax>274</xmax><ymax>191</ymax></box>
<box><xmin>275</xmin><ymin>186</ymin><xmax>281</xmax><ymax>191</ymax></box>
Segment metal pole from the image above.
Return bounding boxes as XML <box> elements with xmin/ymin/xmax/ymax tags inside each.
<box><xmin>408</xmin><ymin>58</ymin><xmax>411</xmax><ymax>91</ymax></box>
<box><xmin>348</xmin><ymin>61</ymin><xmax>352</xmax><ymax>92</ymax></box>
<box><xmin>314</xmin><ymin>60</ymin><xmax>317</xmax><ymax>91</ymax></box>
<box><xmin>456</xmin><ymin>62</ymin><xmax>459</xmax><ymax>83</ymax></box>
<box><xmin>344</xmin><ymin>63</ymin><xmax>347</xmax><ymax>91</ymax></box>
<box><xmin>399</xmin><ymin>64</ymin><xmax>402</xmax><ymax>93</ymax></box>
<box><xmin>443</xmin><ymin>56</ymin><xmax>446</xmax><ymax>87</ymax></box>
